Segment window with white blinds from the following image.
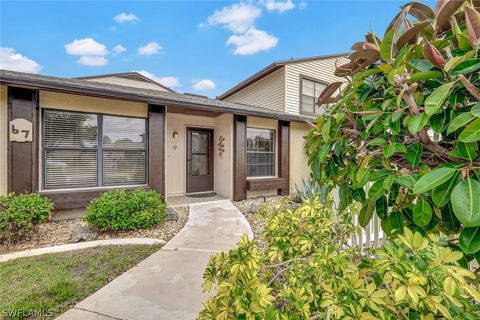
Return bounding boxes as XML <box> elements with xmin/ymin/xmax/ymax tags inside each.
<box><xmin>42</xmin><ymin>110</ymin><xmax>147</xmax><ymax>189</ymax></box>
<box><xmin>300</xmin><ymin>77</ymin><xmax>327</xmax><ymax>116</ymax></box>
<box><xmin>246</xmin><ymin>128</ymin><xmax>275</xmax><ymax>178</ymax></box>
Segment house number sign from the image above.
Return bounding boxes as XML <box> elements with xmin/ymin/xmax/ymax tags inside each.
<box><xmin>9</xmin><ymin>118</ymin><xmax>33</xmax><ymax>142</ymax></box>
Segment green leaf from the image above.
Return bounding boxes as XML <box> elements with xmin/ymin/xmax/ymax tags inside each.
<box><xmin>413</xmin><ymin>199</ymin><xmax>433</xmax><ymax>227</ymax></box>
<box><xmin>430</xmin><ymin>111</ymin><xmax>447</xmax><ymax>133</ymax></box>
<box><xmin>459</xmin><ymin>118</ymin><xmax>480</xmax><ymax>143</ymax></box>
<box><xmin>471</xmin><ymin>103</ymin><xmax>480</xmax><ymax>117</ymax></box>
<box><xmin>459</xmin><ymin>227</ymin><xmax>480</xmax><ymax>254</ymax></box>
<box><xmin>451</xmin><ymin>178</ymin><xmax>480</xmax><ymax>227</ymax></box>
<box><xmin>432</xmin><ymin>172</ymin><xmax>460</xmax><ymax>208</ymax></box>
<box><xmin>393</xmin><ymin>143</ymin><xmax>407</xmax><ymax>153</ymax></box>
<box><xmin>407</xmin><ymin>113</ymin><xmax>429</xmax><ymax>134</ymax></box>
<box><xmin>359</xmin><ymin>200</ymin><xmax>375</xmax><ymax>228</ymax></box>
<box><xmin>452</xmin><ymin>142</ymin><xmax>478</xmax><ymax>160</ymax></box>
<box><xmin>383</xmin><ymin>175</ymin><xmax>394</xmax><ymax>191</ymax></box>
<box><xmin>367</xmin><ymin>138</ymin><xmax>386</xmax><ymax>147</ymax></box>
<box><xmin>406</xmin><ymin>142</ymin><xmax>423</xmax><ymax>167</ymax></box>
<box><xmin>408</xmin><ymin>59</ymin><xmax>434</xmax><ymax>72</ymax></box>
<box><xmin>409</xmin><ymin>70</ymin><xmax>444</xmax><ymax>82</ymax></box>
<box><xmin>368</xmin><ymin>180</ymin><xmax>385</xmax><ymax>201</ymax></box>
<box><xmin>395</xmin><ymin>175</ymin><xmax>417</xmax><ymax>189</ymax></box>
<box><xmin>380</xmin><ymin>28</ymin><xmax>395</xmax><ymax>62</ymax></box>
<box><xmin>447</xmin><ymin>112</ymin><xmax>475</xmax><ymax>134</ymax></box>
<box><xmin>451</xmin><ymin>58</ymin><xmax>480</xmax><ymax>77</ymax></box>
<box><xmin>316</xmin><ymin>143</ymin><xmax>331</xmax><ymax>163</ymax></box>
<box><xmin>389</xmin><ymin>211</ymin><xmax>404</xmax><ymax>234</ymax></box>
<box><xmin>338</xmin><ymin>184</ymin><xmax>351</xmax><ymax>212</ymax></box>
<box><xmin>383</xmin><ymin>143</ymin><xmax>395</xmax><ymax>158</ymax></box>
<box><xmin>424</xmin><ymin>82</ymin><xmax>455</xmax><ymax>116</ymax></box>
<box><xmin>413</xmin><ymin>167</ymin><xmax>457</xmax><ymax>194</ymax></box>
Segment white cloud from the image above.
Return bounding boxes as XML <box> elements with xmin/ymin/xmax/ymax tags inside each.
<box><xmin>299</xmin><ymin>1</ymin><xmax>307</xmax><ymax>9</ymax></box>
<box><xmin>0</xmin><ymin>47</ymin><xmax>42</xmax><ymax>73</ymax></box>
<box><xmin>227</xmin><ymin>28</ymin><xmax>278</xmax><ymax>55</ymax></box>
<box><xmin>77</xmin><ymin>56</ymin><xmax>108</xmax><ymax>66</ymax></box>
<box><xmin>65</xmin><ymin>38</ymin><xmax>108</xmax><ymax>56</ymax></box>
<box><xmin>262</xmin><ymin>0</ymin><xmax>295</xmax><ymax>13</ymax></box>
<box><xmin>136</xmin><ymin>70</ymin><xmax>181</xmax><ymax>89</ymax></box>
<box><xmin>114</xmin><ymin>12</ymin><xmax>139</xmax><ymax>23</ymax></box>
<box><xmin>193</xmin><ymin>79</ymin><xmax>216</xmax><ymax>90</ymax></box>
<box><xmin>137</xmin><ymin>42</ymin><xmax>163</xmax><ymax>55</ymax></box>
<box><xmin>65</xmin><ymin>38</ymin><xmax>108</xmax><ymax>67</ymax></box>
<box><xmin>112</xmin><ymin>45</ymin><xmax>126</xmax><ymax>56</ymax></box>
<box><xmin>206</xmin><ymin>3</ymin><xmax>261</xmax><ymax>33</ymax></box>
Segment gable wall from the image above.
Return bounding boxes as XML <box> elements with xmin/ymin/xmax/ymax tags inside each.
<box><xmin>284</xmin><ymin>56</ymin><xmax>348</xmax><ymax>114</ymax></box>
<box><xmin>224</xmin><ymin>68</ymin><xmax>285</xmax><ymax>112</ymax></box>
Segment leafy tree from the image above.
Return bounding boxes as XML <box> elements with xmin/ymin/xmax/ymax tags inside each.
<box><xmin>305</xmin><ymin>0</ymin><xmax>480</xmax><ymax>258</ymax></box>
<box><xmin>199</xmin><ymin>198</ymin><xmax>480</xmax><ymax>319</ymax></box>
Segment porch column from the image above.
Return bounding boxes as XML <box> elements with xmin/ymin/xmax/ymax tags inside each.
<box><xmin>278</xmin><ymin>120</ymin><xmax>290</xmax><ymax>195</ymax></box>
<box><xmin>233</xmin><ymin>114</ymin><xmax>247</xmax><ymax>201</ymax></box>
<box><xmin>7</xmin><ymin>87</ymin><xmax>39</xmax><ymax>194</ymax></box>
<box><xmin>148</xmin><ymin>104</ymin><xmax>166</xmax><ymax>197</ymax></box>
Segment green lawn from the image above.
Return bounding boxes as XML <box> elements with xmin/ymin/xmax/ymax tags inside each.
<box><xmin>0</xmin><ymin>244</ymin><xmax>161</xmax><ymax>319</ymax></box>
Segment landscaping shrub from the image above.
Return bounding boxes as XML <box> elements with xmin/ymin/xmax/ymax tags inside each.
<box><xmin>304</xmin><ymin>1</ymin><xmax>480</xmax><ymax>258</ymax></box>
<box><xmin>0</xmin><ymin>193</ymin><xmax>53</xmax><ymax>243</ymax></box>
<box><xmin>85</xmin><ymin>188</ymin><xmax>166</xmax><ymax>231</ymax></box>
<box><xmin>199</xmin><ymin>197</ymin><xmax>480</xmax><ymax>319</ymax></box>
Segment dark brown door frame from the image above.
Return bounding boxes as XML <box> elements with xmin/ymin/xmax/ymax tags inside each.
<box><xmin>186</xmin><ymin>127</ymin><xmax>214</xmax><ymax>193</ymax></box>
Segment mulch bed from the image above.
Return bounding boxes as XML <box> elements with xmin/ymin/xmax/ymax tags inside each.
<box><xmin>0</xmin><ymin>206</ymin><xmax>188</xmax><ymax>254</ymax></box>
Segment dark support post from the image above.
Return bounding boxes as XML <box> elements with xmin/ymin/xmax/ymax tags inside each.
<box><xmin>233</xmin><ymin>114</ymin><xmax>247</xmax><ymax>201</ymax></box>
<box><xmin>8</xmin><ymin>87</ymin><xmax>39</xmax><ymax>194</ymax></box>
<box><xmin>148</xmin><ymin>104</ymin><xmax>166</xmax><ymax>197</ymax></box>
<box><xmin>278</xmin><ymin>120</ymin><xmax>290</xmax><ymax>195</ymax></box>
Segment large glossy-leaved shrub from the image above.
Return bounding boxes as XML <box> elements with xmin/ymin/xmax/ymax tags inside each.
<box><xmin>199</xmin><ymin>197</ymin><xmax>480</xmax><ymax>319</ymax></box>
<box><xmin>0</xmin><ymin>193</ymin><xmax>53</xmax><ymax>243</ymax></box>
<box><xmin>85</xmin><ymin>189</ymin><xmax>166</xmax><ymax>231</ymax></box>
<box><xmin>305</xmin><ymin>0</ymin><xmax>480</xmax><ymax>258</ymax></box>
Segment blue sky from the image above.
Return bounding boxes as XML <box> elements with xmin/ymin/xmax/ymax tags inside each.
<box><xmin>0</xmin><ymin>0</ymin><xmax>435</xmax><ymax>97</ymax></box>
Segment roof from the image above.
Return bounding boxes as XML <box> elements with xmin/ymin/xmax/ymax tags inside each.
<box><xmin>0</xmin><ymin>69</ymin><xmax>313</xmax><ymax>122</ymax></box>
<box><xmin>76</xmin><ymin>71</ymin><xmax>175</xmax><ymax>92</ymax></box>
<box><xmin>218</xmin><ymin>53</ymin><xmax>348</xmax><ymax>100</ymax></box>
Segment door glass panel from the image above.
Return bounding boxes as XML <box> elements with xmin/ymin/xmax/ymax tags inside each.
<box><xmin>192</xmin><ymin>132</ymin><xmax>208</xmax><ymax>154</ymax></box>
<box><xmin>191</xmin><ymin>154</ymin><xmax>208</xmax><ymax>176</ymax></box>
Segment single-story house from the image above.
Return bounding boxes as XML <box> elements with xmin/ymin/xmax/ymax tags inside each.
<box><xmin>0</xmin><ymin>69</ymin><xmax>315</xmax><ymax>209</ymax></box>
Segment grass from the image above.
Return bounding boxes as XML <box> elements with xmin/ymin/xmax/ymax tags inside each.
<box><xmin>0</xmin><ymin>244</ymin><xmax>161</xmax><ymax>319</ymax></box>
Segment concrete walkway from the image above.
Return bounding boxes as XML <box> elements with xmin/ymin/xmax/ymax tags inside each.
<box><xmin>57</xmin><ymin>200</ymin><xmax>253</xmax><ymax>320</ymax></box>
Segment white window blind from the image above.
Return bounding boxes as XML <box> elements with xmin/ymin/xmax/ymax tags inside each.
<box><xmin>43</xmin><ymin>110</ymin><xmax>147</xmax><ymax>189</ymax></box>
<box><xmin>301</xmin><ymin>78</ymin><xmax>327</xmax><ymax>116</ymax></box>
<box><xmin>247</xmin><ymin>128</ymin><xmax>275</xmax><ymax>177</ymax></box>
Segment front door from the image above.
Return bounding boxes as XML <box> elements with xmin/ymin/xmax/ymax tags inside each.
<box><xmin>186</xmin><ymin>128</ymin><xmax>214</xmax><ymax>193</ymax></box>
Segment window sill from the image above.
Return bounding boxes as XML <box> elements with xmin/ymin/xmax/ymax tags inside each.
<box><xmin>247</xmin><ymin>178</ymin><xmax>286</xmax><ymax>191</ymax></box>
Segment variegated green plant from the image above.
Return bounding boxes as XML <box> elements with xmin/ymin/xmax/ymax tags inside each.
<box><xmin>305</xmin><ymin>0</ymin><xmax>480</xmax><ymax>259</ymax></box>
<box><xmin>199</xmin><ymin>198</ymin><xmax>480</xmax><ymax>319</ymax></box>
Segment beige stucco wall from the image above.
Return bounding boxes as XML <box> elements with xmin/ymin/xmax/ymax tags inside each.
<box><xmin>214</xmin><ymin>114</ymin><xmax>233</xmax><ymax>198</ymax></box>
<box><xmin>284</xmin><ymin>57</ymin><xmax>349</xmax><ymax>114</ymax></box>
<box><xmin>40</xmin><ymin>91</ymin><xmax>148</xmax><ymax>118</ymax></box>
<box><xmin>224</xmin><ymin>68</ymin><xmax>285</xmax><ymax>112</ymax></box>
<box><xmin>166</xmin><ymin>113</ymin><xmax>215</xmax><ymax>196</ymax></box>
<box><xmin>290</xmin><ymin>121</ymin><xmax>311</xmax><ymax>194</ymax></box>
<box><xmin>0</xmin><ymin>85</ymin><xmax>7</xmax><ymax>195</ymax></box>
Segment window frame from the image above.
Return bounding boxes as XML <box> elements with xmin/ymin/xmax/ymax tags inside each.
<box><xmin>246</xmin><ymin>127</ymin><xmax>276</xmax><ymax>179</ymax></box>
<box><xmin>299</xmin><ymin>75</ymin><xmax>330</xmax><ymax>116</ymax></box>
<box><xmin>41</xmin><ymin>108</ymin><xmax>148</xmax><ymax>190</ymax></box>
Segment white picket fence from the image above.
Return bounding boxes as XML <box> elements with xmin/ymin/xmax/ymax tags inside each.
<box><xmin>349</xmin><ymin>213</ymin><xmax>386</xmax><ymax>251</ymax></box>
<box><xmin>333</xmin><ymin>187</ymin><xmax>386</xmax><ymax>251</ymax></box>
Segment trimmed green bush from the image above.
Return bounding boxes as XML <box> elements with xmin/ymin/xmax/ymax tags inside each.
<box><xmin>85</xmin><ymin>188</ymin><xmax>166</xmax><ymax>231</ymax></box>
<box><xmin>0</xmin><ymin>193</ymin><xmax>54</xmax><ymax>243</ymax></box>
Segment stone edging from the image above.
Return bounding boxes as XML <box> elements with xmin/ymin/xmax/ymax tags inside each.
<box><xmin>0</xmin><ymin>238</ymin><xmax>166</xmax><ymax>263</ymax></box>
